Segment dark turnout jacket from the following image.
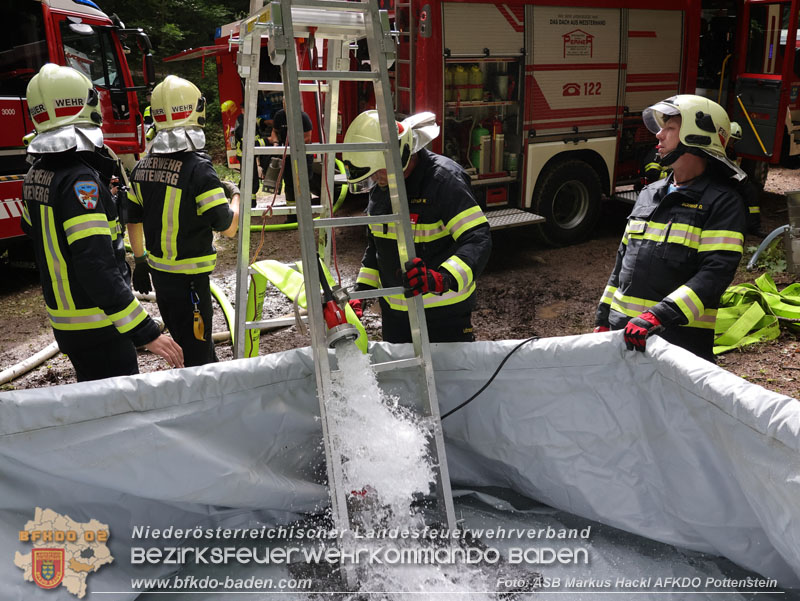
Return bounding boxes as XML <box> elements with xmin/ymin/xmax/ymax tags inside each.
<box><xmin>356</xmin><ymin>148</ymin><xmax>492</xmax><ymax>320</ymax></box>
<box><xmin>596</xmin><ymin>173</ymin><xmax>746</xmax><ymax>359</ymax></box>
<box><xmin>21</xmin><ymin>150</ymin><xmax>160</xmax><ymax>351</ymax></box>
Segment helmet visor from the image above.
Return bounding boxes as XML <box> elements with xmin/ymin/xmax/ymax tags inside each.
<box><xmin>343</xmin><ymin>160</ymin><xmax>374</xmax><ymax>183</ymax></box>
<box><xmin>348</xmin><ymin>173</ymin><xmax>378</xmax><ymax>194</ymax></box>
<box><xmin>643</xmin><ymin>100</ymin><xmax>680</xmax><ymax>134</ymax></box>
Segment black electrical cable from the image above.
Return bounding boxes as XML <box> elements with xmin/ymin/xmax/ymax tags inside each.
<box><xmin>440</xmin><ymin>336</ymin><xmax>539</xmax><ymax>420</ymax></box>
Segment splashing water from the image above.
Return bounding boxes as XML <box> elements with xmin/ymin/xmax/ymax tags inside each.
<box><xmin>326</xmin><ymin>342</ymin><xmax>503</xmax><ymax>601</ymax></box>
<box><xmin>329</xmin><ymin>342</ymin><xmax>434</xmax><ymax>525</ymax></box>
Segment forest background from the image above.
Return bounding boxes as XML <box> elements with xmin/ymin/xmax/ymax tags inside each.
<box><xmin>104</xmin><ymin>0</ymin><xmax>254</xmax><ymax>160</ymax></box>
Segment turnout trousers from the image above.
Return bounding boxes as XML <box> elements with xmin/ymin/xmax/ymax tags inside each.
<box><xmin>56</xmin><ymin>331</ymin><xmax>139</xmax><ymax>382</ymax></box>
<box><xmin>380</xmin><ymin>302</ymin><xmax>475</xmax><ymax>343</ymax></box>
<box><xmin>151</xmin><ymin>271</ymin><xmax>217</xmax><ymax>367</ymax></box>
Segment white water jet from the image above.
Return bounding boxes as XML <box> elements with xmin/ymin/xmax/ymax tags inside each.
<box><xmin>329</xmin><ymin>342</ymin><xmax>434</xmax><ymax>525</ymax></box>
<box><xmin>326</xmin><ymin>342</ymin><xmax>504</xmax><ymax>600</ymax></box>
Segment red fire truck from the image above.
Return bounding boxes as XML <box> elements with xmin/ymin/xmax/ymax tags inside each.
<box><xmin>170</xmin><ymin>0</ymin><xmax>702</xmax><ymax>244</ymax></box>
<box><xmin>0</xmin><ymin>0</ymin><xmax>153</xmax><ymax>253</ymax></box>
<box><xmin>387</xmin><ymin>0</ymin><xmax>702</xmax><ymax>244</ymax></box>
<box><xmin>700</xmin><ymin>0</ymin><xmax>800</xmax><ymax>177</ymax></box>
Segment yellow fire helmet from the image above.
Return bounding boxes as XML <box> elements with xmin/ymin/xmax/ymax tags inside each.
<box><xmin>150</xmin><ymin>75</ymin><xmax>206</xmax><ymax>130</ymax></box>
<box><xmin>149</xmin><ymin>76</ymin><xmax>207</xmax><ymax>153</ymax></box>
<box><xmin>220</xmin><ymin>100</ymin><xmax>237</xmax><ymax>115</ymax></box>
<box><xmin>342</xmin><ymin>110</ymin><xmax>413</xmax><ymax>191</ymax></box>
<box><xmin>643</xmin><ymin>94</ymin><xmax>745</xmax><ymax>180</ymax></box>
<box><xmin>26</xmin><ymin>63</ymin><xmax>102</xmax><ymax>133</ymax></box>
<box><xmin>729</xmin><ymin>121</ymin><xmax>743</xmax><ymax>142</ymax></box>
<box><xmin>25</xmin><ymin>63</ymin><xmax>103</xmax><ymax>154</ymax></box>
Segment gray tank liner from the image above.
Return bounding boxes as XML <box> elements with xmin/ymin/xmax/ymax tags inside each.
<box><xmin>0</xmin><ymin>333</ymin><xmax>798</xmax><ymax>599</ymax></box>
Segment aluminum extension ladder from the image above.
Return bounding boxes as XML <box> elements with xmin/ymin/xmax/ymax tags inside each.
<box><xmin>393</xmin><ymin>1</ymin><xmax>414</xmax><ymax>115</ymax></box>
<box><xmin>232</xmin><ymin>0</ymin><xmax>457</xmax><ymax>547</ymax></box>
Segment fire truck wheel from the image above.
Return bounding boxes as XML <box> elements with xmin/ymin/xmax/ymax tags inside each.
<box><xmin>532</xmin><ymin>159</ymin><xmax>602</xmax><ymax>246</ymax></box>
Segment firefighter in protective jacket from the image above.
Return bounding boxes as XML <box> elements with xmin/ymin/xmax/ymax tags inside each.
<box><xmin>343</xmin><ymin>111</ymin><xmax>492</xmax><ymax>343</ymax></box>
<box><xmin>126</xmin><ymin>76</ymin><xmax>240</xmax><ymax>366</ymax></box>
<box><xmin>595</xmin><ymin>95</ymin><xmax>747</xmax><ymax>362</ymax></box>
<box><xmin>21</xmin><ymin>64</ymin><xmax>183</xmax><ymax>381</ymax></box>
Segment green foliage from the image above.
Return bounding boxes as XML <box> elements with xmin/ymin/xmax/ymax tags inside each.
<box><xmin>99</xmin><ymin>0</ymin><xmax>249</xmax><ymax>59</ymax></box>
<box><xmin>746</xmin><ymin>243</ymin><xmax>787</xmax><ymax>274</ymax></box>
<box><xmin>214</xmin><ymin>164</ymin><xmax>241</xmax><ymax>185</ymax></box>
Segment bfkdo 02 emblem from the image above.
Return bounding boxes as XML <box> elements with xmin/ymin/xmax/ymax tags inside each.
<box><xmin>32</xmin><ymin>548</ymin><xmax>65</xmax><ymax>589</ymax></box>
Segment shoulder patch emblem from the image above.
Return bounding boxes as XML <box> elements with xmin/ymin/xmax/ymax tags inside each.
<box><xmin>74</xmin><ymin>181</ymin><xmax>99</xmax><ymax>210</ymax></box>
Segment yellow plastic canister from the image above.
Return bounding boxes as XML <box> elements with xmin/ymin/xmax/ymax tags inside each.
<box><xmin>468</xmin><ymin>64</ymin><xmax>483</xmax><ymax>101</ymax></box>
<box><xmin>445</xmin><ymin>66</ymin><xmax>455</xmax><ymax>102</ymax></box>
<box><xmin>453</xmin><ymin>65</ymin><xmax>468</xmax><ymax>102</ymax></box>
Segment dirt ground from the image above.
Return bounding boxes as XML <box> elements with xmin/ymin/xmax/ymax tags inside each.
<box><xmin>1</xmin><ymin>167</ymin><xmax>799</xmax><ymax>398</ymax></box>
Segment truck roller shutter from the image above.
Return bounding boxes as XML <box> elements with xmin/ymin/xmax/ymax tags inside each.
<box><xmin>443</xmin><ymin>3</ymin><xmax>523</xmax><ymax>56</ymax></box>
<box><xmin>525</xmin><ymin>6</ymin><xmax>622</xmax><ymax>136</ymax></box>
<box><xmin>624</xmin><ymin>10</ymin><xmax>684</xmax><ymax>113</ymax></box>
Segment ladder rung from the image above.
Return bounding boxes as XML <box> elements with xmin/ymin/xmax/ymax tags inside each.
<box><xmin>251</xmin><ymin>205</ymin><xmax>324</xmax><ymax>216</ymax></box>
<box><xmin>313</xmin><ymin>213</ymin><xmax>400</xmax><ymax>229</ymax></box>
<box><xmin>349</xmin><ymin>286</ymin><xmax>405</xmax><ymax>301</ymax></box>
<box><xmin>259</xmin><ymin>82</ymin><xmax>330</xmax><ymax>92</ymax></box>
<box><xmin>297</xmin><ymin>70</ymin><xmax>379</xmax><ymax>82</ymax></box>
<box><xmin>255</xmin><ymin>146</ymin><xmax>286</xmax><ymax>156</ymax></box>
<box><xmin>254</xmin><ymin>142</ymin><xmax>390</xmax><ymax>156</ymax></box>
<box><xmin>371</xmin><ymin>356</ymin><xmax>424</xmax><ymax>373</ymax></box>
<box><xmin>246</xmin><ymin>315</ymin><xmax>307</xmax><ymax>330</ymax></box>
<box><xmin>397</xmin><ymin>87</ymin><xmax>411</xmax><ymax>92</ymax></box>
<box><xmin>290</xmin><ymin>0</ymin><xmax>370</xmax><ymax>12</ymax></box>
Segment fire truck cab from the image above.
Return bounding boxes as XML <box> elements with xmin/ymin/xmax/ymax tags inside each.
<box><xmin>0</xmin><ymin>0</ymin><xmax>153</xmax><ymax>252</ymax></box>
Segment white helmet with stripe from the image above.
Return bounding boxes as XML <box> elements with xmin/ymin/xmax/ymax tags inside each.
<box><xmin>342</xmin><ymin>110</ymin><xmax>439</xmax><ymax>192</ymax></box>
<box><xmin>25</xmin><ymin>63</ymin><xmax>103</xmax><ymax>154</ymax></box>
<box><xmin>149</xmin><ymin>75</ymin><xmax>207</xmax><ymax>153</ymax></box>
<box><xmin>643</xmin><ymin>94</ymin><xmax>745</xmax><ymax>181</ymax></box>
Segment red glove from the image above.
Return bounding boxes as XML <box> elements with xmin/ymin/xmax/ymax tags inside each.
<box><xmin>348</xmin><ymin>299</ymin><xmax>363</xmax><ymax>319</ymax></box>
<box><xmin>402</xmin><ymin>258</ymin><xmax>448</xmax><ymax>298</ymax></box>
<box><xmin>624</xmin><ymin>312</ymin><xmax>663</xmax><ymax>352</ymax></box>
<box><xmin>593</xmin><ymin>325</ymin><xmax>610</xmax><ymax>333</ymax></box>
